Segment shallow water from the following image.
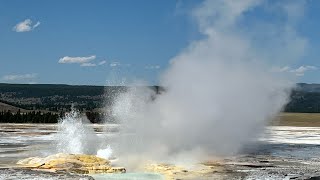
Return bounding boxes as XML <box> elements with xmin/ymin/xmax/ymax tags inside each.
<box><xmin>91</xmin><ymin>173</ymin><xmax>164</xmax><ymax>180</ymax></box>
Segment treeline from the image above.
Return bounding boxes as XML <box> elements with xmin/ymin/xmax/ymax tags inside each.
<box><xmin>0</xmin><ymin>110</ymin><xmax>113</xmax><ymax>123</ymax></box>
<box><xmin>285</xmin><ymin>91</ymin><xmax>320</xmax><ymax>113</ymax></box>
<box><xmin>0</xmin><ymin>110</ymin><xmax>60</xmax><ymax>123</ymax></box>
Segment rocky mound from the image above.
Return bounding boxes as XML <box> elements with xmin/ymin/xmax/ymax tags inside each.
<box><xmin>17</xmin><ymin>153</ymin><xmax>126</xmax><ymax>174</ymax></box>
<box><xmin>144</xmin><ymin>162</ymin><xmax>225</xmax><ymax>180</ymax></box>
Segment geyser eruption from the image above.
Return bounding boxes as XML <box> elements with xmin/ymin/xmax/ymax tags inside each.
<box><xmin>111</xmin><ymin>0</ymin><xmax>306</xmax><ymax>163</ymax></box>
<box><xmin>55</xmin><ymin>109</ymin><xmax>99</xmax><ymax>155</ymax></box>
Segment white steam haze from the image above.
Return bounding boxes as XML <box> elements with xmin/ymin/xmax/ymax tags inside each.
<box><xmin>108</xmin><ymin>0</ymin><xmax>307</xmax><ymax>165</ymax></box>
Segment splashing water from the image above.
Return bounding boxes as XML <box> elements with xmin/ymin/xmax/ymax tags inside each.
<box><xmin>55</xmin><ymin>109</ymin><xmax>99</xmax><ymax>155</ymax></box>
<box><xmin>97</xmin><ymin>145</ymin><xmax>113</xmax><ymax>159</ymax></box>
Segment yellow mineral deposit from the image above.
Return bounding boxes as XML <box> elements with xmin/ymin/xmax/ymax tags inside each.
<box><xmin>16</xmin><ymin>153</ymin><xmax>126</xmax><ymax>174</ymax></box>
<box><xmin>144</xmin><ymin>162</ymin><xmax>225</xmax><ymax>180</ymax></box>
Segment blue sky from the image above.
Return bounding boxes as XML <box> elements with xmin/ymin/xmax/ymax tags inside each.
<box><xmin>0</xmin><ymin>0</ymin><xmax>319</xmax><ymax>85</ymax></box>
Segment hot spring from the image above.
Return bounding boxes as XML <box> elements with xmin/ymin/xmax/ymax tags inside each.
<box><xmin>6</xmin><ymin>0</ymin><xmax>313</xmax><ymax>179</ymax></box>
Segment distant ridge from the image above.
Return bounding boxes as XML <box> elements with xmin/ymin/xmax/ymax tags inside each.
<box><xmin>0</xmin><ymin>83</ymin><xmax>161</xmax><ymax>112</ymax></box>
<box><xmin>296</xmin><ymin>83</ymin><xmax>320</xmax><ymax>93</ymax></box>
<box><xmin>0</xmin><ymin>83</ymin><xmax>319</xmax><ymax>113</ymax></box>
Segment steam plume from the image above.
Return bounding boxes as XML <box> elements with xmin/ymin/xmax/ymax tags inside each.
<box><xmin>110</xmin><ymin>0</ymin><xmax>306</xmax><ymax>164</ymax></box>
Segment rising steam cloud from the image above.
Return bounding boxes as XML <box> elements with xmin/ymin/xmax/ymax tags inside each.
<box><xmin>111</xmin><ymin>0</ymin><xmax>306</xmax><ymax>164</ymax></box>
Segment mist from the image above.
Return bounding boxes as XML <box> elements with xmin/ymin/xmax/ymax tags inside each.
<box><xmin>110</xmin><ymin>0</ymin><xmax>306</xmax><ymax>164</ymax></box>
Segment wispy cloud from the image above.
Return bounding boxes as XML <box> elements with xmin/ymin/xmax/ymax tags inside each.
<box><xmin>274</xmin><ymin>65</ymin><xmax>317</xmax><ymax>76</ymax></box>
<box><xmin>290</xmin><ymin>65</ymin><xmax>317</xmax><ymax>76</ymax></box>
<box><xmin>80</xmin><ymin>63</ymin><xmax>96</xmax><ymax>67</ymax></box>
<box><xmin>33</xmin><ymin>21</ymin><xmax>40</xmax><ymax>29</ymax></box>
<box><xmin>28</xmin><ymin>81</ymin><xmax>37</xmax><ymax>84</ymax></box>
<box><xmin>98</xmin><ymin>60</ymin><xmax>107</xmax><ymax>65</ymax></box>
<box><xmin>109</xmin><ymin>61</ymin><xmax>131</xmax><ymax>68</ymax></box>
<box><xmin>58</xmin><ymin>55</ymin><xmax>96</xmax><ymax>64</ymax></box>
<box><xmin>1</xmin><ymin>73</ymin><xmax>37</xmax><ymax>81</ymax></box>
<box><xmin>145</xmin><ymin>65</ymin><xmax>160</xmax><ymax>70</ymax></box>
<box><xmin>110</xmin><ymin>62</ymin><xmax>121</xmax><ymax>67</ymax></box>
<box><xmin>13</xmin><ymin>19</ymin><xmax>40</xmax><ymax>32</ymax></box>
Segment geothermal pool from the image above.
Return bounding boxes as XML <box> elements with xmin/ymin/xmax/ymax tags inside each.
<box><xmin>1</xmin><ymin>123</ymin><xmax>320</xmax><ymax>179</ymax></box>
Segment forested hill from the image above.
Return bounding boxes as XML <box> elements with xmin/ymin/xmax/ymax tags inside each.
<box><xmin>296</xmin><ymin>83</ymin><xmax>320</xmax><ymax>92</ymax></box>
<box><xmin>0</xmin><ymin>83</ymin><xmax>161</xmax><ymax>112</ymax></box>
<box><xmin>0</xmin><ymin>83</ymin><xmax>107</xmax><ymax>112</ymax></box>
<box><xmin>0</xmin><ymin>83</ymin><xmax>319</xmax><ymax>113</ymax></box>
<box><xmin>285</xmin><ymin>83</ymin><xmax>320</xmax><ymax>113</ymax></box>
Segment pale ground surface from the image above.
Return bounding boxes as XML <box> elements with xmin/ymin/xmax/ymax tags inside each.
<box><xmin>1</xmin><ymin>115</ymin><xmax>320</xmax><ymax>179</ymax></box>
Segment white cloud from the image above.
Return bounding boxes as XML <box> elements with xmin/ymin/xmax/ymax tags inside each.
<box><xmin>59</xmin><ymin>55</ymin><xmax>96</xmax><ymax>64</ymax></box>
<box><xmin>98</xmin><ymin>60</ymin><xmax>107</xmax><ymax>65</ymax></box>
<box><xmin>1</xmin><ymin>73</ymin><xmax>37</xmax><ymax>81</ymax></box>
<box><xmin>80</xmin><ymin>63</ymin><xmax>96</xmax><ymax>67</ymax></box>
<box><xmin>28</xmin><ymin>81</ymin><xmax>37</xmax><ymax>84</ymax></box>
<box><xmin>272</xmin><ymin>66</ymin><xmax>290</xmax><ymax>73</ymax></box>
<box><xmin>290</xmin><ymin>65</ymin><xmax>317</xmax><ymax>76</ymax></box>
<box><xmin>13</xmin><ymin>19</ymin><xmax>40</xmax><ymax>32</ymax></box>
<box><xmin>110</xmin><ymin>62</ymin><xmax>121</xmax><ymax>67</ymax></box>
<box><xmin>145</xmin><ymin>65</ymin><xmax>160</xmax><ymax>70</ymax></box>
<box><xmin>274</xmin><ymin>65</ymin><xmax>317</xmax><ymax>76</ymax></box>
<box><xmin>33</xmin><ymin>21</ymin><xmax>41</xmax><ymax>29</ymax></box>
